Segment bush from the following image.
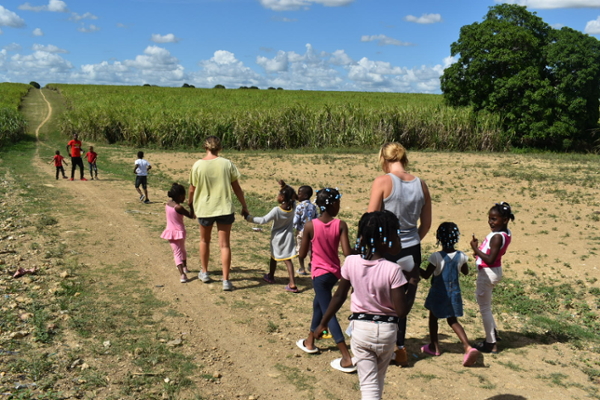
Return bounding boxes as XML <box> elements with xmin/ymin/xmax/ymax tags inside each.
<box><xmin>29</xmin><ymin>81</ymin><xmax>41</xmax><ymax>89</ymax></box>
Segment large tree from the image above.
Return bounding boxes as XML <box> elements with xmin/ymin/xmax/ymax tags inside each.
<box><xmin>441</xmin><ymin>4</ymin><xmax>600</xmax><ymax>150</ymax></box>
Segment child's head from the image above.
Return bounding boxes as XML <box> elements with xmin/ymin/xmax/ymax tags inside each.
<box><xmin>137</xmin><ymin>151</ymin><xmax>144</xmax><ymax>159</ymax></box>
<box><xmin>278</xmin><ymin>184</ymin><xmax>296</xmax><ymax>209</ymax></box>
<box><xmin>488</xmin><ymin>202</ymin><xmax>515</xmax><ymax>232</ymax></box>
<box><xmin>204</xmin><ymin>136</ymin><xmax>222</xmax><ymax>154</ymax></box>
<box><xmin>436</xmin><ymin>222</ymin><xmax>460</xmax><ymax>249</ymax></box>
<box><xmin>89</xmin><ymin>146</ymin><xmax>94</xmax><ymax>151</ymax></box>
<box><xmin>355</xmin><ymin>211</ymin><xmax>400</xmax><ymax>259</ymax></box>
<box><xmin>55</xmin><ymin>150</ymin><xmax>60</xmax><ymax>155</ymax></box>
<box><xmin>168</xmin><ymin>183</ymin><xmax>186</xmax><ymax>202</ymax></box>
<box><xmin>298</xmin><ymin>185</ymin><xmax>313</xmax><ymax>201</ymax></box>
<box><xmin>379</xmin><ymin>142</ymin><xmax>408</xmax><ymax>172</ymax></box>
<box><xmin>315</xmin><ymin>188</ymin><xmax>341</xmax><ymax>216</ymax></box>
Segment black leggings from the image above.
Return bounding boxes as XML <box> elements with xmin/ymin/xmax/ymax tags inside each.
<box><xmin>71</xmin><ymin>157</ymin><xmax>84</xmax><ymax>179</ymax></box>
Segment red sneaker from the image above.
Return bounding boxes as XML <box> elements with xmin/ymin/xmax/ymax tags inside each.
<box><xmin>69</xmin><ymin>178</ymin><xmax>74</xmax><ymax>181</ymax></box>
<box><xmin>80</xmin><ymin>178</ymin><xmax>88</xmax><ymax>181</ymax></box>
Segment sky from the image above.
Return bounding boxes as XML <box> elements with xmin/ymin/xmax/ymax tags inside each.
<box><xmin>1</xmin><ymin>0</ymin><xmax>600</xmax><ymax>93</ymax></box>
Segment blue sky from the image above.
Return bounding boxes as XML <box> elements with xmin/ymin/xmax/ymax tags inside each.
<box><xmin>1</xmin><ymin>0</ymin><xmax>600</xmax><ymax>92</ymax></box>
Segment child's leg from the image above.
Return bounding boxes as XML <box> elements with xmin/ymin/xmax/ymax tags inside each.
<box><xmin>88</xmin><ymin>163</ymin><xmax>93</xmax><ymax>178</ymax></box>
<box><xmin>170</xmin><ymin>240</ymin><xmax>187</xmax><ymax>280</ymax></box>
<box><xmin>55</xmin><ymin>167</ymin><xmax>59</xmax><ymax>180</ymax></box>
<box><xmin>60</xmin><ymin>166</ymin><xmax>66</xmax><ymax>178</ymax></box>
<box><xmin>447</xmin><ymin>317</ymin><xmax>472</xmax><ymax>353</ymax></box>
<box><xmin>296</xmin><ymin>231</ymin><xmax>306</xmax><ymax>273</ymax></box>
<box><xmin>427</xmin><ymin>311</ymin><xmax>440</xmax><ymax>354</ymax></box>
<box><xmin>476</xmin><ymin>267</ymin><xmax>502</xmax><ymax>350</ymax></box>
<box><xmin>93</xmin><ymin>163</ymin><xmax>98</xmax><ymax>178</ymax></box>
<box><xmin>267</xmin><ymin>257</ymin><xmax>277</xmax><ymax>279</ymax></box>
<box><xmin>283</xmin><ymin>259</ymin><xmax>296</xmax><ymax>289</ymax></box>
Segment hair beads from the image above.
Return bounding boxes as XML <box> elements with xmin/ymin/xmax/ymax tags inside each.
<box><xmin>315</xmin><ymin>188</ymin><xmax>342</xmax><ymax>212</ymax></box>
<box><xmin>355</xmin><ymin>211</ymin><xmax>400</xmax><ymax>260</ymax></box>
<box><xmin>436</xmin><ymin>222</ymin><xmax>460</xmax><ymax>249</ymax></box>
<box><xmin>491</xmin><ymin>201</ymin><xmax>516</xmax><ymax>221</ymax></box>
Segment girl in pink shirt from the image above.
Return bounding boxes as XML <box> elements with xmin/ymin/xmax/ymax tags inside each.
<box><xmin>296</xmin><ymin>188</ymin><xmax>353</xmax><ymax>372</ymax></box>
<box><xmin>315</xmin><ymin>211</ymin><xmax>414</xmax><ymax>400</ymax></box>
<box><xmin>161</xmin><ymin>183</ymin><xmax>193</xmax><ymax>283</ymax></box>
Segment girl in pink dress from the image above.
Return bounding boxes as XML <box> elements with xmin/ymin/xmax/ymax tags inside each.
<box><xmin>161</xmin><ymin>183</ymin><xmax>193</xmax><ymax>283</ymax></box>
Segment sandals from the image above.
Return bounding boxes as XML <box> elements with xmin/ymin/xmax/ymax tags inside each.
<box><xmin>330</xmin><ymin>358</ymin><xmax>357</xmax><ymax>373</ymax></box>
<box><xmin>285</xmin><ymin>285</ymin><xmax>299</xmax><ymax>293</ymax></box>
<box><xmin>296</xmin><ymin>339</ymin><xmax>319</xmax><ymax>354</ymax></box>
<box><xmin>262</xmin><ymin>274</ymin><xmax>275</xmax><ymax>284</ymax></box>
<box><xmin>463</xmin><ymin>348</ymin><xmax>479</xmax><ymax>367</ymax></box>
<box><xmin>421</xmin><ymin>344</ymin><xmax>441</xmax><ymax>356</ymax></box>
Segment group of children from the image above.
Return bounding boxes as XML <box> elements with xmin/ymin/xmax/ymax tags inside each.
<box><xmin>50</xmin><ymin>146</ymin><xmax>98</xmax><ymax>181</ymax></box>
<box><xmin>159</xmin><ymin>177</ymin><xmax>515</xmax><ymax>399</ymax></box>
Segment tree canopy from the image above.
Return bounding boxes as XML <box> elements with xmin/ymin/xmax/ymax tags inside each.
<box><xmin>440</xmin><ymin>4</ymin><xmax>600</xmax><ymax>150</ymax></box>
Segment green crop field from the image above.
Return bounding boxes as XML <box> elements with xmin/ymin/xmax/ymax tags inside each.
<box><xmin>48</xmin><ymin>84</ymin><xmax>506</xmax><ymax>151</ymax></box>
<box><xmin>0</xmin><ymin>83</ymin><xmax>29</xmax><ymax>147</ymax></box>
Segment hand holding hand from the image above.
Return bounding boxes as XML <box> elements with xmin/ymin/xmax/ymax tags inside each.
<box><xmin>314</xmin><ymin>324</ymin><xmax>327</xmax><ymax>339</ymax></box>
<box><xmin>241</xmin><ymin>207</ymin><xmax>249</xmax><ymax>219</ymax></box>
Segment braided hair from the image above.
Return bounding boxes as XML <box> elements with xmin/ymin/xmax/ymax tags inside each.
<box><xmin>436</xmin><ymin>222</ymin><xmax>460</xmax><ymax>249</ymax></box>
<box><xmin>490</xmin><ymin>202</ymin><xmax>515</xmax><ymax>221</ymax></box>
<box><xmin>167</xmin><ymin>182</ymin><xmax>186</xmax><ymax>199</ymax></box>
<box><xmin>315</xmin><ymin>187</ymin><xmax>342</xmax><ymax>212</ymax></box>
<box><xmin>355</xmin><ymin>211</ymin><xmax>400</xmax><ymax>260</ymax></box>
<box><xmin>279</xmin><ymin>184</ymin><xmax>297</xmax><ymax>210</ymax></box>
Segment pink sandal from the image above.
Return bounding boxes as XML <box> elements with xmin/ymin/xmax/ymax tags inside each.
<box><xmin>421</xmin><ymin>344</ymin><xmax>441</xmax><ymax>356</ymax></box>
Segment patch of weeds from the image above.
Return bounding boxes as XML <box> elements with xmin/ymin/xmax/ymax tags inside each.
<box><xmin>274</xmin><ymin>363</ymin><xmax>313</xmax><ymax>392</ymax></box>
<box><xmin>266</xmin><ymin>320</ymin><xmax>279</xmax><ymax>333</ymax></box>
<box><xmin>44</xmin><ymin>243</ymin><xmax>66</xmax><ymax>258</ymax></box>
<box><xmin>497</xmin><ymin>360</ymin><xmax>524</xmax><ymax>371</ymax></box>
<box><xmin>31</xmin><ymin>303</ymin><xmax>55</xmax><ymax>343</ymax></box>
<box><xmin>472</xmin><ymin>373</ymin><xmax>496</xmax><ymax>389</ymax></box>
<box><xmin>36</xmin><ymin>214</ymin><xmax>58</xmax><ymax>230</ymax></box>
<box><xmin>408</xmin><ymin>372</ymin><xmax>437</xmax><ymax>382</ymax></box>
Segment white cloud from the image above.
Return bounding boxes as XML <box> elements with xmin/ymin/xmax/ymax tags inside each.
<box><xmin>0</xmin><ymin>6</ymin><xmax>26</xmax><ymax>28</ymax></box>
<box><xmin>4</xmin><ymin>43</ymin><xmax>22</xmax><ymax>51</ymax></box>
<box><xmin>404</xmin><ymin>13</ymin><xmax>442</xmax><ymax>24</ymax></box>
<box><xmin>32</xmin><ymin>43</ymin><xmax>68</xmax><ymax>53</ymax></box>
<box><xmin>330</xmin><ymin>49</ymin><xmax>354</xmax><ymax>66</ymax></box>
<box><xmin>259</xmin><ymin>0</ymin><xmax>354</xmax><ymax>11</ymax></box>
<box><xmin>70</xmin><ymin>12</ymin><xmax>97</xmax><ymax>21</ymax></box>
<box><xmin>585</xmin><ymin>16</ymin><xmax>600</xmax><ymax>33</ymax></box>
<box><xmin>498</xmin><ymin>0</ymin><xmax>600</xmax><ymax>8</ymax></box>
<box><xmin>190</xmin><ymin>50</ymin><xmax>264</xmax><ymax>88</ymax></box>
<box><xmin>77</xmin><ymin>24</ymin><xmax>99</xmax><ymax>33</ymax></box>
<box><xmin>257</xmin><ymin>51</ymin><xmax>289</xmax><ymax>72</ymax></box>
<box><xmin>19</xmin><ymin>0</ymin><xmax>68</xmax><ymax>12</ymax></box>
<box><xmin>151</xmin><ymin>33</ymin><xmax>181</xmax><ymax>44</ymax></box>
<box><xmin>124</xmin><ymin>46</ymin><xmax>183</xmax><ymax>73</ymax></box>
<box><xmin>361</xmin><ymin>34</ymin><xmax>413</xmax><ymax>46</ymax></box>
<box><xmin>33</xmin><ymin>27</ymin><xmax>43</xmax><ymax>36</ymax></box>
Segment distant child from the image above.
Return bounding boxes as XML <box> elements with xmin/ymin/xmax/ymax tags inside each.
<box><xmin>296</xmin><ymin>188</ymin><xmax>353</xmax><ymax>372</ymax></box>
<box><xmin>85</xmin><ymin>146</ymin><xmax>98</xmax><ymax>180</ymax></box>
<box><xmin>420</xmin><ymin>222</ymin><xmax>479</xmax><ymax>367</ymax></box>
<box><xmin>134</xmin><ymin>151</ymin><xmax>151</xmax><ymax>204</ymax></box>
<box><xmin>49</xmin><ymin>150</ymin><xmax>68</xmax><ymax>180</ymax></box>
<box><xmin>294</xmin><ymin>185</ymin><xmax>318</xmax><ymax>275</ymax></box>
<box><xmin>470</xmin><ymin>202</ymin><xmax>515</xmax><ymax>354</ymax></box>
<box><xmin>314</xmin><ymin>211</ymin><xmax>414</xmax><ymax>400</ymax></box>
<box><xmin>246</xmin><ymin>181</ymin><xmax>299</xmax><ymax>292</ymax></box>
<box><xmin>161</xmin><ymin>183</ymin><xmax>194</xmax><ymax>283</ymax></box>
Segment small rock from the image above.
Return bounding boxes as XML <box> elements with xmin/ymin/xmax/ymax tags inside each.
<box><xmin>70</xmin><ymin>359</ymin><xmax>83</xmax><ymax>369</ymax></box>
<box><xmin>19</xmin><ymin>313</ymin><xmax>33</xmax><ymax>321</ymax></box>
<box><xmin>59</xmin><ymin>271</ymin><xmax>69</xmax><ymax>278</ymax></box>
<box><xmin>248</xmin><ymin>396</ymin><xmax>257</xmax><ymax>400</ymax></box>
<box><xmin>103</xmin><ymin>341</ymin><xmax>111</xmax><ymax>348</ymax></box>
<box><xmin>166</xmin><ymin>338</ymin><xmax>182</xmax><ymax>347</ymax></box>
<box><xmin>213</xmin><ymin>372</ymin><xmax>221</xmax><ymax>379</ymax></box>
<box><xmin>10</xmin><ymin>331</ymin><xmax>28</xmax><ymax>339</ymax></box>
<box><xmin>80</xmin><ymin>363</ymin><xmax>90</xmax><ymax>371</ymax></box>
<box><xmin>134</xmin><ymin>348</ymin><xmax>143</xmax><ymax>356</ymax></box>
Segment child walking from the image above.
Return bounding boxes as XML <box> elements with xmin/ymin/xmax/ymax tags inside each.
<box><xmin>315</xmin><ymin>211</ymin><xmax>415</xmax><ymax>400</ymax></box>
<box><xmin>420</xmin><ymin>222</ymin><xmax>479</xmax><ymax>366</ymax></box>
<box><xmin>134</xmin><ymin>151</ymin><xmax>151</xmax><ymax>204</ymax></box>
<box><xmin>294</xmin><ymin>185</ymin><xmax>318</xmax><ymax>275</ymax></box>
<box><xmin>85</xmin><ymin>146</ymin><xmax>98</xmax><ymax>180</ymax></box>
<box><xmin>470</xmin><ymin>202</ymin><xmax>515</xmax><ymax>354</ymax></box>
<box><xmin>49</xmin><ymin>150</ymin><xmax>68</xmax><ymax>179</ymax></box>
<box><xmin>246</xmin><ymin>182</ymin><xmax>299</xmax><ymax>292</ymax></box>
<box><xmin>296</xmin><ymin>188</ymin><xmax>354</xmax><ymax>372</ymax></box>
<box><xmin>161</xmin><ymin>183</ymin><xmax>193</xmax><ymax>283</ymax></box>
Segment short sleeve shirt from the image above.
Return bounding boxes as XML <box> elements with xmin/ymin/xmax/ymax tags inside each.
<box><xmin>67</xmin><ymin>140</ymin><xmax>82</xmax><ymax>157</ymax></box>
<box><xmin>341</xmin><ymin>255</ymin><xmax>407</xmax><ymax>316</ymax></box>
<box><xmin>135</xmin><ymin>159</ymin><xmax>150</xmax><ymax>176</ymax></box>
<box><xmin>428</xmin><ymin>251</ymin><xmax>468</xmax><ymax>276</ymax></box>
<box><xmin>85</xmin><ymin>151</ymin><xmax>97</xmax><ymax>163</ymax></box>
<box><xmin>53</xmin><ymin>155</ymin><xmax>64</xmax><ymax>167</ymax></box>
<box><xmin>189</xmin><ymin>157</ymin><xmax>241</xmax><ymax>218</ymax></box>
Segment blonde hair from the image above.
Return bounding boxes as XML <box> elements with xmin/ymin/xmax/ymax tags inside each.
<box><xmin>204</xmin><ymin>136</ymin><xmax>222</xmax><ymax>153</ymax></box>
<box><xmin>379</xmin><ymin>142</ymin><xmax>408</xmax><ymax>170</ymax></box>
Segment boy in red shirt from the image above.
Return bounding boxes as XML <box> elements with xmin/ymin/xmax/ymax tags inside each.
<box><xmin>85</xmin><ymin>146</ymin><xmax>98</xmax><ymax>180</ymax></box>
<box><xmin>49</xmin><ymin>150</ymin><xmax>68</xmax><ymax>180</ymax></box>
<box><xmin>66</xmin><ymin>133</ymin><xmax>87</xmax><ymax>181</ymax></box>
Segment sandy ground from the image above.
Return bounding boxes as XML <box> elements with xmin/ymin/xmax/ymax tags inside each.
<box><xmin>24</xmin><ymin>88</ymin><xmax>600</xmax><ymax>399</ymax></box>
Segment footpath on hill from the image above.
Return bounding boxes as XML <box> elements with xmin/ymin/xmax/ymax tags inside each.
<box><xmin>11</xmin><ymin>87</ymin><xmax>599</xmax><ymax>400</ymax></box>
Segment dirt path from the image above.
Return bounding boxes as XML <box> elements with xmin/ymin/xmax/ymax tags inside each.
<box><xmin>23</xmin><ymin>88</ymin><xmax>600</xmax><ymax>399</ymax></box>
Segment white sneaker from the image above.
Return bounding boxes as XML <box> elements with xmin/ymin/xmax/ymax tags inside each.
<box><xmin>223</xmin><ymin>280</ymin><xmax>234</xmax><ymax>291</ymax></box>
<box><xmin>198</xmin><ymin>271</ymin><xmax>211</xmax><ymax>283</ymax></box>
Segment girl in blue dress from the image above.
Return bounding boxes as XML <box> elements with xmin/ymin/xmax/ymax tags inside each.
<box><xmin>420</xmin><ymin>222</ymin><xmax>479</xmax><ymax>367</ymax></box>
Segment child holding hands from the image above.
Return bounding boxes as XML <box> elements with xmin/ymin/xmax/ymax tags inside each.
<box><xmin>420</xmin><ymin>222</ymin><xmax>479</xmax><ymax>366</ymax></box>
<box><xmin>315</xmin><ymin>211</ymin><xmax>414</xmax><ymax>400</ymax></box>
<box><xmin>296</xmin><ymin>188</ymin><xmax>354</xmax><ymax>372</ymax></box>
<box><xmin>161</xmin><ymin>183</ymin><xmax>194</xmax><ymax>283</ymax></box>
<box><xmin>471</xmin><ymin>202</ymin><xmax>514</xmax><ymax>354</ymax></box>
<box><xmin>246</xmin><ymin>181</ymin><xmax>299</xmax><ymax>292</ymax></box>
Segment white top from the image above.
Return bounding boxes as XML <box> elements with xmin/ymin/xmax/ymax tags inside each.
<box><xmin>135</xmin><ymin>159</ymin><xmax>151</xmax><ymax>176</ymax></box>
<box><xmin>428</xmin><ymin>251</ymin><xmax>468</xmax><ymax>276</ymax></box>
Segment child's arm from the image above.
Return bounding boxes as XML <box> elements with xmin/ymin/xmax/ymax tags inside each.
<box><xmin>420</xmin><ymin>263</ymin><xmax>436</xmax><ymax>279</ymax></box>
<box><xmin>63</xmin><ymin>159</ymin><xmax>68</xmax><ymax>166</ymax></box>
<box><xmin>314</xmin><ymin>278</ymin><xmax>351</xmax><ymax>337</ymax></box>
<box><xmin>339</xmin><ymin>220</ymin><xmax>352</xmax><ymax>256</ymax></box>
<box><xmin>471</xmin><ymin>234</ymin><xmax>503</xmax><ymax>265</ymax></box>
<box><xmin>391</xmin><ymin>286</ymin><xmax>409</xmax><ymax>317</ymax></box>
<box><xmin>174</xmin><ymin>204</ymin><xmax>193</xmax><ymax>219</ymax></box>
<box><xmin>298</xmin><ymin>221</ymin><xmax>313</xmax><ymax>260</ymax></box>
<box><xmin>133</xmin><ymin>163</ymin><xmax>138</xmax><ymax>174</ymax></box>
<box><xmin>246</xmin><ymin>207</ymin><xmax>277</xmax><ymax>224</ymax></box>
<box><xmin>460</xmin><ymin>262</ymin><xmax>469</xmax><ymax>276</ymax></box>
<box><xmin>91</xmin><ymin>154</ymin><xmax>97</xmax><ymax>163</ymax></box>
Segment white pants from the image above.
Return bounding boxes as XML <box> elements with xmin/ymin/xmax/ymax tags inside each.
<box><xmin>476</xmin><ymin>267</ymin><xmax>503</xmax><ymax>343</ymax></box>
<box><xmin>351</xmin><ymin>320</ymin><xmax>398</xmax><ymax>400</ymax></box>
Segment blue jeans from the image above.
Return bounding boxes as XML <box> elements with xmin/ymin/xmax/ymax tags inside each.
<box><xmin>310</xmin><ymin>272</ymin><xmax>345</xmax><ymax>343</ymax></box>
